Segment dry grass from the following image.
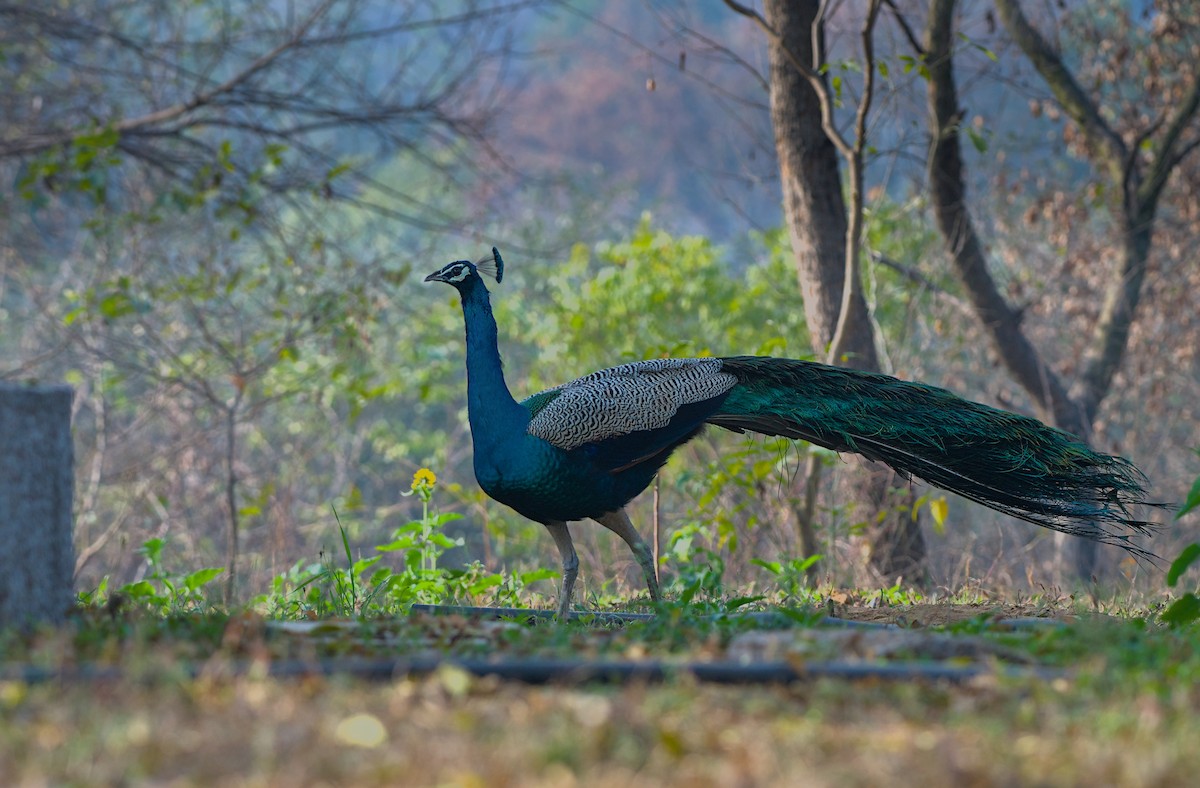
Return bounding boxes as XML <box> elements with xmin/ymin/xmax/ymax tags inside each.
<box><xmin>3</xmin><ymin>668</ymin><xmax>1198</xmax><ymax>786</ymax></box>
<box><xmin>2</xmin><ymin>595</ymin><xmax>1198</xmax><ymax>786</ymax></box>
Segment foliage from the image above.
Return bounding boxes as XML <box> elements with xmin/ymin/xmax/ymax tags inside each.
<box><xmin>61</xmin><ymin>202</ymin><xmax>1164</xmax><ymax>604</ymax></box>
<box><xmin>78</xmin><ymin>538</ymin><xmax>224</xmax><ymax>616</ymax></box>
<box><xmin>0</xmin><ymin>0</ymin><xmax>531</xmax><ymax>606</ymax></box>
<box><xmin>0</xmin><ymin>0</ymin><xmax>1194</xmax><ymax>607</ymax></box>
<box><xmin>255</xmin><ymin>470</ymin><xmax>554</xmax><ymax>618</ymax></box>
<box><xmin>505</xmin><ymin>219</ymin><xmax>812</xmax><ymax>385</ymax></box>
<box><xmin>1179</xmin><ymin>449</ymin><xmax>1200</xmax><ymax>520</ymax></box>
<box><xmin>751</xmin><ymin>555</ymin><xmax>824</xmax><ymax>601</ymax></box>
<box><xmin>1161</xmin><ymin>460</ymin><xmax>1200</xmax><ymax>626</ymax></box>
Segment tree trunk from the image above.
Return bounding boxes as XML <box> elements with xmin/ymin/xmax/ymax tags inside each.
<box><xmin>764</xmin><ymin>0</ymin><xmax>870</xmax><ymax>364</ymax></box>
<box><xmin>763</xmin><ymin>0</ymin><xmax>927</xmax><ymax>584</ymax></box>
<box><xmin>0</xmin><ymin>384</ymin><xmax>75</xmax><ymax>626</ymax></box>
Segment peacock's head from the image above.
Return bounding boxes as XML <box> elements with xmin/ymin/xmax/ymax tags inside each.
<box><xmin>424</xmin><ymin>247</ymin><xmax>504</xmax><ymax>289</ymax></box>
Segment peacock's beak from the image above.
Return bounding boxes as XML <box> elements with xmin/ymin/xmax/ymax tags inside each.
<box><xmin>424</xmin><ymin>270</ymin><xmax>446</xmax><ymax>283</ymax></box>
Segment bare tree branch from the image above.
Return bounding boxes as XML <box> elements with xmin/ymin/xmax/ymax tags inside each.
<box><xmin>723</xmin><ymin>0</ymin><xmax>855</xmax><ymax>160</ymax></box>
<box><xmin>1139</xmin><ymin>70</ymin><xmax>1200</xmax><ymax>209</ymax></box>
<box><xmin>934</xmin><ymin>0</ymin><xmax>1196</xmax><ymax>575</ymax></box>
<box><xmin>870</xmin><ymin>251</ymin><xmax>973</xmax><ymax>318</ymax></box>
<box><xmin>883</xmin><ymin>0</ymin><xmax>924</xmax><ymax>58</ymax></box>
<box><xmin>725</xmin><ymin>0</ymin><xmax>884</xmax><ymax>365</ymax></box>
<box><xmin>1</xmin><ymin>0</ymin><xmax>518</xmax><ymax>240</ymax></box>
<box><xmin>556</xmin><ymin>0</ymin><xmax>769</xmax><ymax>108</ymax></box>
<box><xmin>729</xmin><ymin>0</ymin><xmax>926</xmax><ymax>583</ymax></box>
<box><xmin>1</xmin><ymin>0</ymin><xmax>336</xmax><ymax>158</ymax></box>
<box><xmin>997</xmin><ymin>7</ymin><xmax>1200</xmax><ymax>423</ymax></box>
<box><xmin>924</xmin><ymin>0</ymin><xmax>1076</xmax><ymax>425</ymax></box>
<box><xmin>993</xmin><ymin>0</ymin><xmax>1127</xmax><ymax>179</ymax></box>
<box><xmin>826</xmin><ymin>0</ymin><xmax>882</xmax><ymax>365</ymax></box>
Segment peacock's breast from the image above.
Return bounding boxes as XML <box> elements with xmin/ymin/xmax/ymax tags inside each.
<box><xmin>472</xmin><ymin>436</ymin><xmax>643</xmax><ymax>524</ymax></box>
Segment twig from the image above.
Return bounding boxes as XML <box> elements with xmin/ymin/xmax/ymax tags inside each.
<box><xmin>870</xmin><ymin>252</ymin><xmax>974</xmax><ymax>317</ymax></box>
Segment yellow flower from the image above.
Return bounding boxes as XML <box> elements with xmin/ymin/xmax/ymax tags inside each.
<box><xmin>411</xmin><ymin>468</ymin><xmax>437</xmax><ymax>491</ymax></box>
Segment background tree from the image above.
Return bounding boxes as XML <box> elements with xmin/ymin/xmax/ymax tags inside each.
<box><xmin>3</xmin><ymin>0</ymin><xmax>1192</xmax><ymax>602</ymax></box>
<box><xmin>0</xmin><ymin>0</ymin><xmax>528</xmax><ymax>600</ymax></box>
<box><xmin>922</xmin><ymin>0</ymin><xmax>1200</xmax><ymax>577</ymax></box>
<box><xmin>725</xmin><ymin>0</ymin><xmax>929</xmax><ymax>584</ymax></box>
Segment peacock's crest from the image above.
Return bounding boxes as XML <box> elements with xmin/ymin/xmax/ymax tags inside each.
<box><xmin>475</xmin><ymin>247</ymin><xmax>503</xmax><ymax>282</ymax></box>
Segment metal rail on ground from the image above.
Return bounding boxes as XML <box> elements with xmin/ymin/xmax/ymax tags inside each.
<box><xmin>5</xmin><ymin>656</ymin><xmax>1064</xmax><ymax>686</ymax></box>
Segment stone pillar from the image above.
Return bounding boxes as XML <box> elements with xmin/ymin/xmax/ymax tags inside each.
<box><xmin>0</xmin><ymin>384</ymin><xmax>74</xmax><ymax>626</ymax></box>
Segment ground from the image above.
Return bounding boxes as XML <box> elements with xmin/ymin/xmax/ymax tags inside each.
<box><xmin>1</xmin><ymin>596</ymin><xmax>1198</xmax><ymax>785</ymax></box>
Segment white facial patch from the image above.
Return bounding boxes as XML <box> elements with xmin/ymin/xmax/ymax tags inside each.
<box><xmin>443</xmin><ymin>264</ymin><xmax>472</xmax><ymax>282</ymax></box>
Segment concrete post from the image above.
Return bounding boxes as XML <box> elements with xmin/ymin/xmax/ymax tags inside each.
<box><xmin>0</xmin><ymin>384</ymin><xmax>74</xmax><ymax>626</ymax></box>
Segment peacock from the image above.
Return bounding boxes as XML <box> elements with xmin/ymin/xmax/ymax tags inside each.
<box><xmin>426</xmin><ymin>248</ymin><xmax>1159</xmax><ymax>616</ymax></box>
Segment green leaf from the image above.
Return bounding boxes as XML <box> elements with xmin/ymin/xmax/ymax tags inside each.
<box><xmin>264</xmin><ymin>142</ymin><xmax>288</xmax><ymax>166</ymax></box>
<box><xmin>98</xmin><ymin>291</ymin><xmax>136</xmax><ymax>320</ymax></box>
<box><xmin>352</xmin><ymin>556</ymin><xmax>382</xmax><ymax>575</ymax></box>
<box><xmin>726</xmin><ymin>595</ymin><xmax>765</xmax><ymax>610</ymax></box>
<box><xmin>376</xmin><ymin>536</ymin><xmax>418</xmax><ymax>552</ymax></box>
<box><xmin>120</xmin><ymin>580</ymin><xmax>158</xmax><ymax>600</ymax></box>
<box><xmin>183</xmin><ymin>567</ymin><xmax>224</xmax><ymax>592</ymax></box>
<box><xmin>62</xmin><ymin>306</ymin><xmax>85</xmax><ymax>327</ymax></box>
<box><xmin>74</xmin><ymin>126</ymin><xmax>119</xmax><ymax>149</ymax></box>
<box><xmin>750</xmin><ymin>558</ymin><xmax>782</xmax><ymax>575</ymax></box>
<box><xmin>1177</xmin><ymin>471</ymin><xmax>1200</xmax><ymax>520</ymax></box>
<box><xmin>1161</xmin><ymin>593</ymin><xmax>1200</xmax><ymax>626</ymax></box>
<box><xmin>326</xmin><ymin>162</ymin><xmax>352</xmax><ymax>181</ymax></box>
<box><xmin>1167</xmin><ymin>544</ymin><xmax>1200</xmax><ymax>587</ymax></box>
<box><xmin>966</xmin><ymin>127</ymin><xmax>988</xmax><ymax>153</ymax></box>
<box><xmin>218</xmin><ymin>139</ymin><xmax>236</xmax><ymax>172</ymax></box>
<box><xmin>519</xmin><ymin>568</ymin><xmax>558</xmax><ymax>584</ymax></box>
<box><xmin>910</xmin><ymin>493</ymin><xmax>928</xmax><ymax>520</ymax></box>
<box><xmin>469</xmin><ymin>574</ymin><xmax>504</xmax><ymax>592</ymax></box>
<box><xmin>139</xmin><ymin>538</ymin><xmax>165</xmax><ymax>563</ymax></box>
<box><xmin>427</xmin><ymin>533</ymin><xmax>462</xmax><ymax>549</ymax></box>
<box><xmin>793</xmin><ymin>554</ymin><xmax>822</xmax><ymax>572</ymax></box>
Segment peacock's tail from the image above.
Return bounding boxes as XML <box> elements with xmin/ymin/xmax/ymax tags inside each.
<box><xmin>710</xmin><ymin>356</ymin><xmax>1162</xmax><ymax>559</ymax></box>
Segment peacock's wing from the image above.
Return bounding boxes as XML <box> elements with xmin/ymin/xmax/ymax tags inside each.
<box><xmin>522</xmin><ymin>358</ymin><xmax>738</xmax><ymax>473</ymax></box>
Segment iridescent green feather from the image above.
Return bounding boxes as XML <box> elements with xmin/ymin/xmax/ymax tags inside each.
<box><xmin>711</xmin><ymin>356</ymin><xmax>1160</xmax><ymax>559</ymax></box>
<box><xmin>521</xmin><ymin>388</ymin><xmax>563</xmax><ymax>419</ymax></box>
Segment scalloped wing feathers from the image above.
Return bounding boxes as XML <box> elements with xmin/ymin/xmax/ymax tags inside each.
<box><xmin>524</xmin><ymin>358</ymin><xmax>737</xmax><ymax>450</ymax></box>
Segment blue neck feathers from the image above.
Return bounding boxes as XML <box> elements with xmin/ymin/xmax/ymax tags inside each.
<box><xmin>458</xmin><ymin>278</ymin><xmax>528</xmax><ymax>447</ymax></box>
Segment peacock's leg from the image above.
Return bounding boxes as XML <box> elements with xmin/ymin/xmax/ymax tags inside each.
<box><xmin>544</xmin><ymin>521</ymin><xmax>578</xmax><ymax>618</ymax></box>
<box><xmin>594</xmin><ymin>509</ymin><xmax>660</xmax><ymax>603</ymax></box>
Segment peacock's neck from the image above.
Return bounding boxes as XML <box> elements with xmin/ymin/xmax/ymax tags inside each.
<box><xmin>460</xmin><ymin>282</ymin><xmax>528</xmax><ymax>445</ymax></box>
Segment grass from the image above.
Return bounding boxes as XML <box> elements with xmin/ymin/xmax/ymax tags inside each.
<box><xmin>0</xmin><ymin>601</ymin><xmax>1191</xmax><ymax>786</ymax></box>
<box><xmin>2</xmin><ymin>589</ymin><xmax>1200</xmax><ymax>785</ymax></box>
<box><xmin>4</xmin><ymin>471</ymin><xmax>1195</xmax><ymax>784</ymax></box>
<box><xmin>6</xmin><ymin>665</ymin><xmax>1199</xmax><ymax>786</ymax></box>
